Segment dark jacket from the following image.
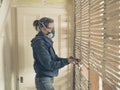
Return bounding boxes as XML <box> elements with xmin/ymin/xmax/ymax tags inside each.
<box><xmin>31</xmin><ymin>32</ymin><xmax>69</xmax><ymax>77</ymax></box>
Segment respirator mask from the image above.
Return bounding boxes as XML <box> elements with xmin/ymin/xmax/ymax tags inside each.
<box><xmin>40</xmin><ymin>22</ymin><xmax>55</xmax><ymax>39</ymax></box>
<box><xmin>46</xmin><ymin>28</ymin><xmax>55</xmax><ymax>38</ymax></box>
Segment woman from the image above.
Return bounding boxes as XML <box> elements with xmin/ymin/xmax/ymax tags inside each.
<box><xmin>31</xmin><ymin>17</ymin><xmax>77</xmax><ymax>90</ymax></box>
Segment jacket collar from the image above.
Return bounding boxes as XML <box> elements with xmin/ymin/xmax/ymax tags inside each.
<box><xmin>37</xmin><ymin>32</ymin><xmax>53</xmax><ymax>46</ymax></box>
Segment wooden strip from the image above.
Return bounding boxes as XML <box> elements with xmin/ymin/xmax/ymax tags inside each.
<box><xmin>105</xmin><ymin>39</ymin><xmax>120</xmax><ymax>45</ymax></box>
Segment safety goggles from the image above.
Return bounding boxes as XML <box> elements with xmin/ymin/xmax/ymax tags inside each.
<box><xmin>41</xmin><ymin>23</ymin><xmax>54</xmax><ymax>32</ymax></box>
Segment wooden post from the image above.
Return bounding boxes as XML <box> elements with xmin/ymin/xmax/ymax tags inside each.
<box><xmin>90</xmin><ymin>69</ymin><xmax>99</xmax><ymax>90</ymax></box>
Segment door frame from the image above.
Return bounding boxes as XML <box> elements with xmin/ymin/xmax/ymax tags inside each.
<box><xmin>16</xmin><ymin>6</ymin><xmax>67</xmax><ymax>90</ymax></box>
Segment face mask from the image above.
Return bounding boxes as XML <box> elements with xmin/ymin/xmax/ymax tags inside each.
<box><xmin>40</xmin><ymin>22</ymin><xmax>55</xmax><ymax>39</ymax></box>
<box><xmin>47</xmin><ymin>28</ymin><xmax>55</xmax><ymax>39</ymax></box>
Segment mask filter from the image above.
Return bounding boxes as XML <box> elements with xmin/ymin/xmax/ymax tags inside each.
<box><xmin>47</xmin><ymin>28</ymin><xmax>55</xmax><ymax>39</ymax></box>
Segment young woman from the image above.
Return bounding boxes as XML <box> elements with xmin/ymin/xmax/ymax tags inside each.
<box><xmin>31</xmin><ymin>17</ymin><xmax>77</xmax><ymax>90</ymax></box>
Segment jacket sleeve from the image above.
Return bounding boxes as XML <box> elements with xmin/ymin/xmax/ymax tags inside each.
<box><xmin>33</xmin><ymin>40</ymin><xmax>69</xmax><ymax>71</ymax></box>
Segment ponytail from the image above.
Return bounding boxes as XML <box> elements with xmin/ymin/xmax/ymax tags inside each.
<box><xmin>33</xmin><ymin>17</ymin><xmax>54</xmax><ymax>31</ymax></box>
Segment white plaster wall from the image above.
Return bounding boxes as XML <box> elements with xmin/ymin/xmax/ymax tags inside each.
<box><xmin>0</xmin><ymin>0</ymin><xmax>11</xmax><ymax>90</ymax></box>
<box><xmin>0</xmin><ymin>0</ymin><xmax>11</xmax><ymax>32</ymax></box>
<box><xmin>0</xmin><ymin>33</ymin><xmax>5</xmax><ymax>90</ymax></box>
<box><xmin>0</xmin><ymin>10</ymin><xmax>18</xmax><ymax>90</ymax></box>
<box><xmin>0</xmin><ymin>0</ymin><xmax>16</xmax><ymax>90</ymax></box>
<box><xmin>0</xmin><ymin>21</ymin><xmax>12</xmax><ymax>90</ymax></box>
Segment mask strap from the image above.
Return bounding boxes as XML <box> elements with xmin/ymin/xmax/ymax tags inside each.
<box><xmin>40</xmin><ymin>22</ymin><xmax>50</xmax><ymax>32</ymax></box>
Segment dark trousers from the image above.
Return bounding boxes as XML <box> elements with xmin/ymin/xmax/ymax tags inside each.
<box><xmin>35</xmin><ymin>76</ymin><xmax>54</xmax><ymax>90</ymax></box>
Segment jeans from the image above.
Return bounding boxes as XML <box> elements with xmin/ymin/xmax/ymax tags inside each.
<box><xmin>35</xmin><ymin>76</ymin><xmax>54</xmax><ymax>90</ymax></box>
